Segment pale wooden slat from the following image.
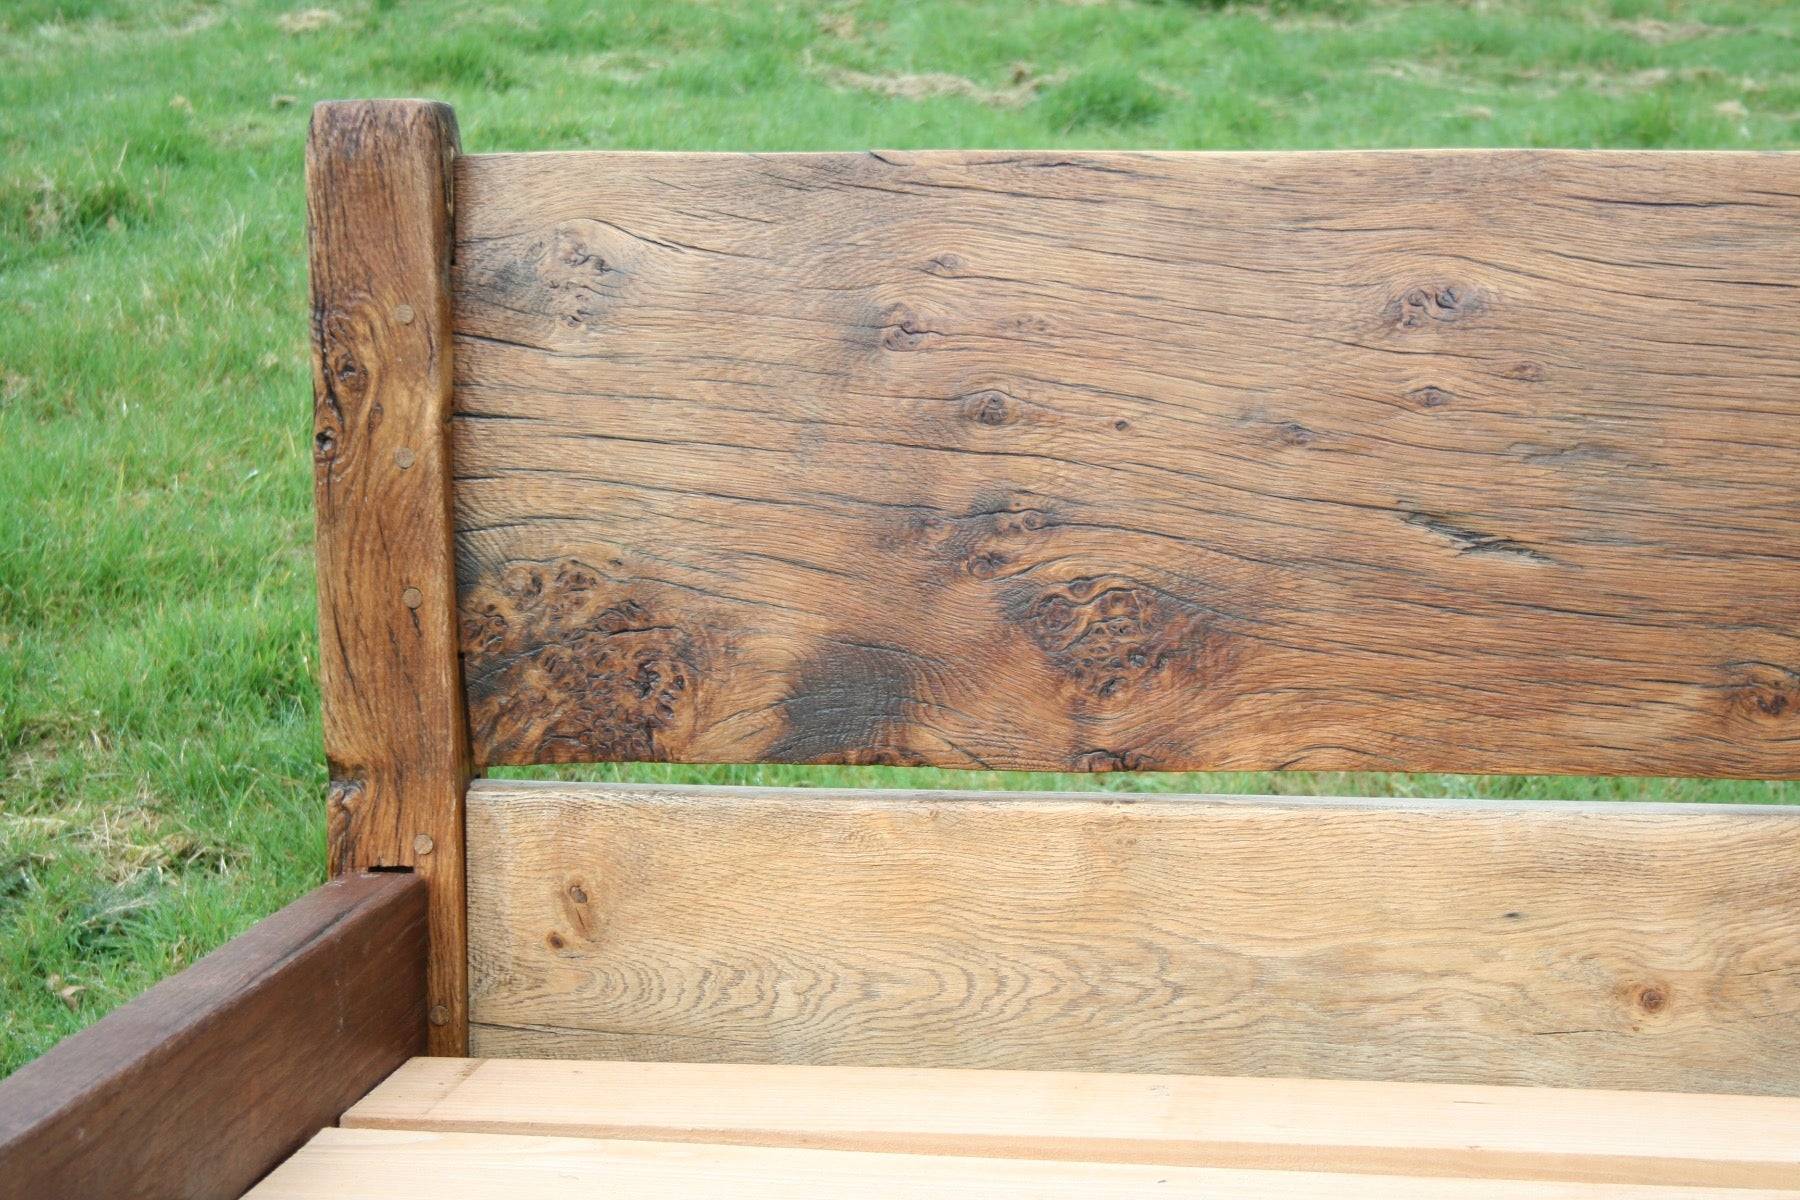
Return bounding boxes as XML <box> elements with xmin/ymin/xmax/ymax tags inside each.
<box><xmin>342</xmin><ymin>1057</ymin><xmax>1800</xmax><ymax>1189</ymax></box>
<box><xmin>466</xmin><ymin>780</ymin><xmax>1800</xmax><ymax>1094</ymax></box>
<box><xmin>449</xmin><ymin>149</ymin><xmax>1800</xmax><ymax>778</ymax></box>
<box><xmin>245</xmin><ymin>1127</ymin><xmax>1800</xmax><ymax>1199</ymax></box>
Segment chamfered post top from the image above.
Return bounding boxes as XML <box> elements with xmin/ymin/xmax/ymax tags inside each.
<box><xmin>307</xmin><ymin>97</ymin><xmax>460</xmax><ymax>162</ymax></box>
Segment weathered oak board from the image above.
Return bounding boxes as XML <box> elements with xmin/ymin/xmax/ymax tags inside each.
<box><xmin>0</xmin><ymin>875</ymin><xmax>425</xmax><ymax>1200</ymax></box>
<box><xmin>247</xmin><ymin>1127</ymin><xmax>1800</xmax><ymax>1200</ymax></box>
<box><xmin>467</xmin><ymin>781</ymin><xmax>1800</xmax><ymax>1093</ymax></box>
<box><xmin>345</xmin><ymin>1057</ymin><xmax>1800</xmax><ymax>1188</ymax></box>
<box><xmin>308</xmin><ymin>100</ymin><xmax>474</xmax><ymax>1051</ymax></box>
<box><xmin>450</xmin><ymin>149</ymin><xmax>1800</xmax><ymax>777</ymax></box>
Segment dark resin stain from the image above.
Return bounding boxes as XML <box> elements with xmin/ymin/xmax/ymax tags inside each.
<box><xmin>765</xmin><ymin>644</ymin><xmax>943</xmax><ymax>765</ymax></box>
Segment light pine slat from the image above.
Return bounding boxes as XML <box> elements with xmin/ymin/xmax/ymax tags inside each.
<box><xmin>466</xmin><ymin>780</ymin><xmax>1800</xmax><ymax>1094</ymax></box>
<box><xmin>449</xmin><ymin>149</ymin><xmax>1800</xmax><ymax>778</ymax></box>
<box><xmin>342</xmin><ymin>1058</ymin><xmax>1800</xmax><ymax>1189</ymax></box>
<box><xmin>246</xmin><ymin>1128</ymin><xmax>1800</xmax><ymax>1200</ymax></box>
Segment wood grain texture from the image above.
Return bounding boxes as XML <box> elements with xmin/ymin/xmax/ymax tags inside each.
<box><xmin>343</xmin><ymin>1057</ymin><xmax>1800</xmax><ymax>1188</ymax></box>
<box><xmin>467</xmin><ymin>780</ymin><xmax>1800</xmax><ymax>1094</ymax></box>
<box><xmin>449</xmin><ymin>149</ymin><xmax>1800</xmax><ymax>777</ymax></box>
<box><xmin>308</xmin><ymin>99</ymin><xmax>473</xmax><ymax>1052</ymax></box>
<box><xmin>247</xmin><ymin>1127</ymin><xmax>1800</xmax><ymax>1200</ymax></box>
<box><xmin>0</xmin><ymin>874</ymin><xmax>425</xmax><ymax>1200</ymax></box>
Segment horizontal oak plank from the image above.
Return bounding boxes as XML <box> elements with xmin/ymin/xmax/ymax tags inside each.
<box><xmin>467</xmin><ymin>780</ymin><xmax>1800</xmax><ymax>1093</ymax></box>
<box><xmin>0</xmin><ymin>874</ymin><xmax>427</xmax><ymax>1200</ymax></box>
<box><xmin>343</xmin><ymin>1057</ymin><xmax>1800</xmax><ymax>1188</ymax></box>
<box><xmin>246</xmin><ymin>1127</ymin><xmax>1800</xmax><ymax>1199</ymax></box>
<box><xmin>451</xmin><ymin>149</ymin><xmax>1800</xmax><ymax>776</ymax></box>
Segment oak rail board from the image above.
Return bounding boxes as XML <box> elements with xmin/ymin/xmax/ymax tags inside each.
<box><xmin>343</xmin><ymin>1057</ymin><xmax>1800</xmax><ymax>1188</ymax></box>
<box><xmin>466</xmin><ymin>780</ymin><xmax>1800</xmax><ymax>1093</ymax></box>
<box><xmin>449</xmin><ymin>149</ymin><xmax>1800</xmax><ymax>777</ymax></box>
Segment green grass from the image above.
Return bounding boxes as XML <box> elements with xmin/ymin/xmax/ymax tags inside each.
<box><xmin>3</xmin><ymin>0</ymin><xmax>1798</xmax><ymax>1077</ymax></box>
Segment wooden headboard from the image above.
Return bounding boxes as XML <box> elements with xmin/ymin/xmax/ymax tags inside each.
<box><xmin>307</xmin><ymin>100</ymin><xmax>1800</xmax><ymax>1089</ymax></box>
<box><xmin>450</xmin><ymin>147</ymin><xmax>1800</xmax><ymax>779</ymax></box>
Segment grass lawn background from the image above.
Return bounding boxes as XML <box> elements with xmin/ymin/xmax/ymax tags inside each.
<box><xmin>3</xmin><ymin>0</ymin><xmax>1798</xmax><ymax>1075</ymax></box>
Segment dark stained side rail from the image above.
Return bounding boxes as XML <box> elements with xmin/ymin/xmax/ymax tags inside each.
<box><xmin>0</xmin><ymin>872</ymin><xmax>426</xmax><ymax>1200</ymax></box>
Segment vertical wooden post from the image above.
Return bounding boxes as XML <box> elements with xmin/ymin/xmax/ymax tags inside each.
<box><xmin>306</xmin><ymin>100</ymin><xmax>471</xmax><ymax>1054</ymax></box>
